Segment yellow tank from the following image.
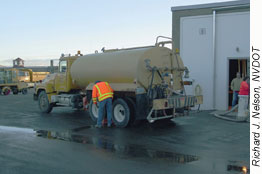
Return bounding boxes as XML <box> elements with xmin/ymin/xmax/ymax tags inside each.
<box><xmin>70</xmin><ymin>46</ymin><xmax>185</xmax><ymax>91</ymax></box>
<box><xmin>34</xmin><ymin>45</ymin><xmax>203</xmax><ymax>126</ymax></box>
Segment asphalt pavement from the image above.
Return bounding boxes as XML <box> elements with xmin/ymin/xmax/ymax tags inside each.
<box><xmin>0</xmin><ymin>89</ymin><xmax>250</xmax><ymax>174</ymax></box>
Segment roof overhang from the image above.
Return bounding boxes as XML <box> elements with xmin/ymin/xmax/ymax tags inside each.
<box><xmin>171</xmin><ymin>0</ymin><xmax>250</xmax><ymax>12</ymax></box>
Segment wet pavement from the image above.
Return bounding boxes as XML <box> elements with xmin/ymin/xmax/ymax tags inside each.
<box><xmin>0</xmin><ymin>89</ymin><xmax>250</xmax><ymax>174</ymax></box>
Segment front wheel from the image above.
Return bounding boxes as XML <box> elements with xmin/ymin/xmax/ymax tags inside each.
<box><xmin>3</xmin><ymin>87</ymin><xmax>11</xmax><ymax>96</ymax></box>
<box><xmin>38</xmin><ymin>91</ymin><xmax>53</xmax><ymax>113</ymax></box>
<box><xmin>112</xmin><ymin>98</ymin><xmax>131</xmax><ymax>128</ymax></box>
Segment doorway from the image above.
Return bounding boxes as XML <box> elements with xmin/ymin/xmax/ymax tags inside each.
<box><xmin>228</xmin><ymin>59</ymin><xmax>248</xmax><ymax>109</ymax></box>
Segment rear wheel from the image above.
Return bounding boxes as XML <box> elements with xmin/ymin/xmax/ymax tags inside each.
<box><xmin>112</xmin><ymin>98</ymin><xmax>131</xmax><ymax>128</ymax></box>
<box><xmin>124</xmin><ymin>97</ymin><xmax>136</xmax><ymax>125</ymax></box>
<box><xmin>38</xmin><ymin>91</ymin><xmax>53</xmax><ymax>113</ymax></box>
<box><xmin>89</xmin><ymin>100</ymin><xmax>99</xmax><ymax>123</ymax></box>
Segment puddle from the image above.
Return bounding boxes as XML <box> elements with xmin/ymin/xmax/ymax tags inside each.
<box><xmin>71</xmin><ymin>125</ymin><xmax>91</xmax><ymax>132</ymax></box>
<box><xmin>36</xmin><ymin>129</ymin><xmax>199</xmax><ymax>164</ymax></box>
<box><xmin>0</xmin><ymin>125</ymin><xmax>249</xmax><ymax>172</ymax></box>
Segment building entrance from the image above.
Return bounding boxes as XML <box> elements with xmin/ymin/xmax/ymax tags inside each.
<box><xmin>228</xmin><ymin>59</ymin><xmax>249</xmax><ymax>108</ymax></box>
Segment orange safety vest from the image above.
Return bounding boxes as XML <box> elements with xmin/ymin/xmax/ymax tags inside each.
<box><xmin>92</xmin><ymin>82</ymin><xmax>114</xmax><ymax>104</ymax></box>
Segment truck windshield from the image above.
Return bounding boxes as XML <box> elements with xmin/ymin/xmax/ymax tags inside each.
<box><xmin>59</xmin><ymin>61</ymin><xmax>67</xmax><ymax>73</ymax></box>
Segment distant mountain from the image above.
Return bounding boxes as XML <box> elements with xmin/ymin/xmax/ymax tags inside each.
<box><xmin>0</xmin><ymin>65</ymin><xmax>5</xmax><ymax>67</ymax></box>
<box><xmin>0</xmin><ymin>59</ymin><xmax>51</xmax><ymax>67</ymax></box>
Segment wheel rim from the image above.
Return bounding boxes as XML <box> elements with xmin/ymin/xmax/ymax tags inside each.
<box><xmin>114</xmin><ymin>104</ymin><xmax>125</xmax><ymax>123</ymax></box>
<box><xmin>92</xmin><ymin>103</ymin><xmax>99</xmax><ymax>119</ymax></box>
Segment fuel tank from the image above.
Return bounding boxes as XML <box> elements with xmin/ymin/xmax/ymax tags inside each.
<box><xmin>70</xmin><ymin>46</ymin><xmax>184</xmax><ymax>90</ymax></box>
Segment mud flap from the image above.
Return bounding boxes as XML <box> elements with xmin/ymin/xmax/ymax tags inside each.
<box><xmin>135</xmin><ymin>94</ymin><xmax>150</xmax><ymax>120</ymax></box>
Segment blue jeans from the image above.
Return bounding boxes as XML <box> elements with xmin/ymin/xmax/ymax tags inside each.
<box><xmin>97</xmin><ymin>98</ymin><xmax>112</xmax><ymax>126</ymax></box>
<box><xmin>232</xmin><ymin>91</ymin><xmax>239</xmax><ymax>107</ymax></box>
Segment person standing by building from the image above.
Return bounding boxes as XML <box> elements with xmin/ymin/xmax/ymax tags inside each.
<box><xmin>239</xmin><ymin>76</ymin><xmax>250</xmax><ymax>95</ymax></box>
<box><xmin>92</xmin><ymin>81</ymin><xmax>114</xmax><ymax>128</ymax></box>
<box><xmin>230</xmin><ymin>72</ymin><xmax>242</xmax><ymax>107</ymax></box>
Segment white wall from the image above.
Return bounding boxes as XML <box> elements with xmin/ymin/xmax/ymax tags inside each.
<box><xmin>180</xmin><ymin>11</ymin><xmax>250</xmax><ymax>110</ymax></box>
<box><xmin>180</xmin><ymin>15</ymin><xmax>213</xmax><ymax>110</ymax></box>
<box><xmin>215</xmin><ymin>12</ymin><xmax>250</xmax><ymax>110</ymax></box>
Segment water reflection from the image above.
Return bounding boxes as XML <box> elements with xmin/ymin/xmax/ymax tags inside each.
<box><xmin>36</xmin><ymin>129</ymin><xmax>198</xmax><ymax>164</ymax></box>
<box><xmin>227</xmin><ymin>160</ymin><xmax>249</xmax><ymax>174</ymax></box>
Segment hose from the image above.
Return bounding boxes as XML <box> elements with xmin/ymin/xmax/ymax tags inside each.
<box><xmin>147</xmin><ymin>68</ymin><xmax>156</xmax><ymax>99</ymax></box>
<box><xmin>219</xmin><ymin>104</ymin><xmax>239</xmax><ymax>115</ymax></box>
<box><xmin>212</xmin><ymin>104</ymin><xmax>249</xmax><ymax>122</ymax></box>
<box><xmin>156</xmin><ymin>69</ymin><xmax>164</xmax><ymax>81</ymax></box>
<box><xmin>213</xmin><ymin>113</ymin><xmax>248</xmax><ymax>122</ymax></box>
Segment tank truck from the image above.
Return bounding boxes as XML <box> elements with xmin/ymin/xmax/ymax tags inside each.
<box><xmin>34</xmin><ymin>37</ymin><xmax>203</xmax><ymax>127</ymax></box>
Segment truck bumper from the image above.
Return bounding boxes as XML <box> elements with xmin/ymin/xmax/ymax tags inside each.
<box><xmin>153</xmin><ymin>95</ymin><xmax>203</xmax><ymax>110</ymax></box>
<box><xmin>147</xmin><ymin>95</ymin><xmax>203</xmax><ymax>122</ymax></box>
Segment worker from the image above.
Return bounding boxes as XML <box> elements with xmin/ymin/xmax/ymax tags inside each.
<box><xmin>239</xmin><ymin>76</ymin><xmax>250</xmax><ymax>95</ymax></box>
<box><xmin>92</xmin><ymin>81</ymin><xmax>114</xmax><ymax>128</ymax></box>
<box><xmin>230</xmin><ymin>72</ymin><xmax>242</xmax><ymax>107</ymax></box>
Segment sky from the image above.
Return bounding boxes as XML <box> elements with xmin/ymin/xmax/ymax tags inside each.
<box><xmin>0</xmin><ymin>0</ymin><xmax>239</xmax><ymax>66</ymax></box>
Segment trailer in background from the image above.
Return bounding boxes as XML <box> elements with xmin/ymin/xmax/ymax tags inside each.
<box><xmin>18</xmin><ymin>69</ymin><xmax>49</xmax><ymax>88</ymax></box>
<box><xmin>0</xmin><ymin>68</ymin><xmax>28</xmax><ymax>95</ymax></box>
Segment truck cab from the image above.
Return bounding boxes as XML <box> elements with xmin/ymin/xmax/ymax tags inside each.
<box><xmin>34</xmin><ymin>53</ymin><xmax>83</xmax><ymax>113</ymax></box>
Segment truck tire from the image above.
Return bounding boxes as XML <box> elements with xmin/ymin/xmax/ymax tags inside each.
<box><xmin>112</xmin><ymin>98</ymin><xmax>131</xmax><ymax>128</ymax></box>
<box><xmin>124</xmin><ymin>97</ymin><xmax>136</xmax><ymax>125</ymax></box>
<box><xmin>38</xmin><ymin>91</ymin><xmax>53</xmax><ymax>113</ymax></box>
<box><xmin>3</xmin><ymin>88</ymin><xmax>11</xmax><ymax>96</ymax></box>
<box><xmin>89</xmin><ymin>100</ymin><xmax>99</xmax><ymax>123</ymax></box>
<box><xmin>22</xmin><ymin>88</ymin><xmax>28</xmax><ymax>95</ymax></box>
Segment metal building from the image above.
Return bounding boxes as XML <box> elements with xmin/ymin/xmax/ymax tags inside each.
<box><xmin>171</xmin><ymin>0</ymin><xmax>250</xmax><ymax>110</ymax></box>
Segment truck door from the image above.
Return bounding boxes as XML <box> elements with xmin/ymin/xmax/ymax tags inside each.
<box><xmin>55</xmin><ymin>60</ymin><xmax>67</xmax><ymax>92</ymax></box>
